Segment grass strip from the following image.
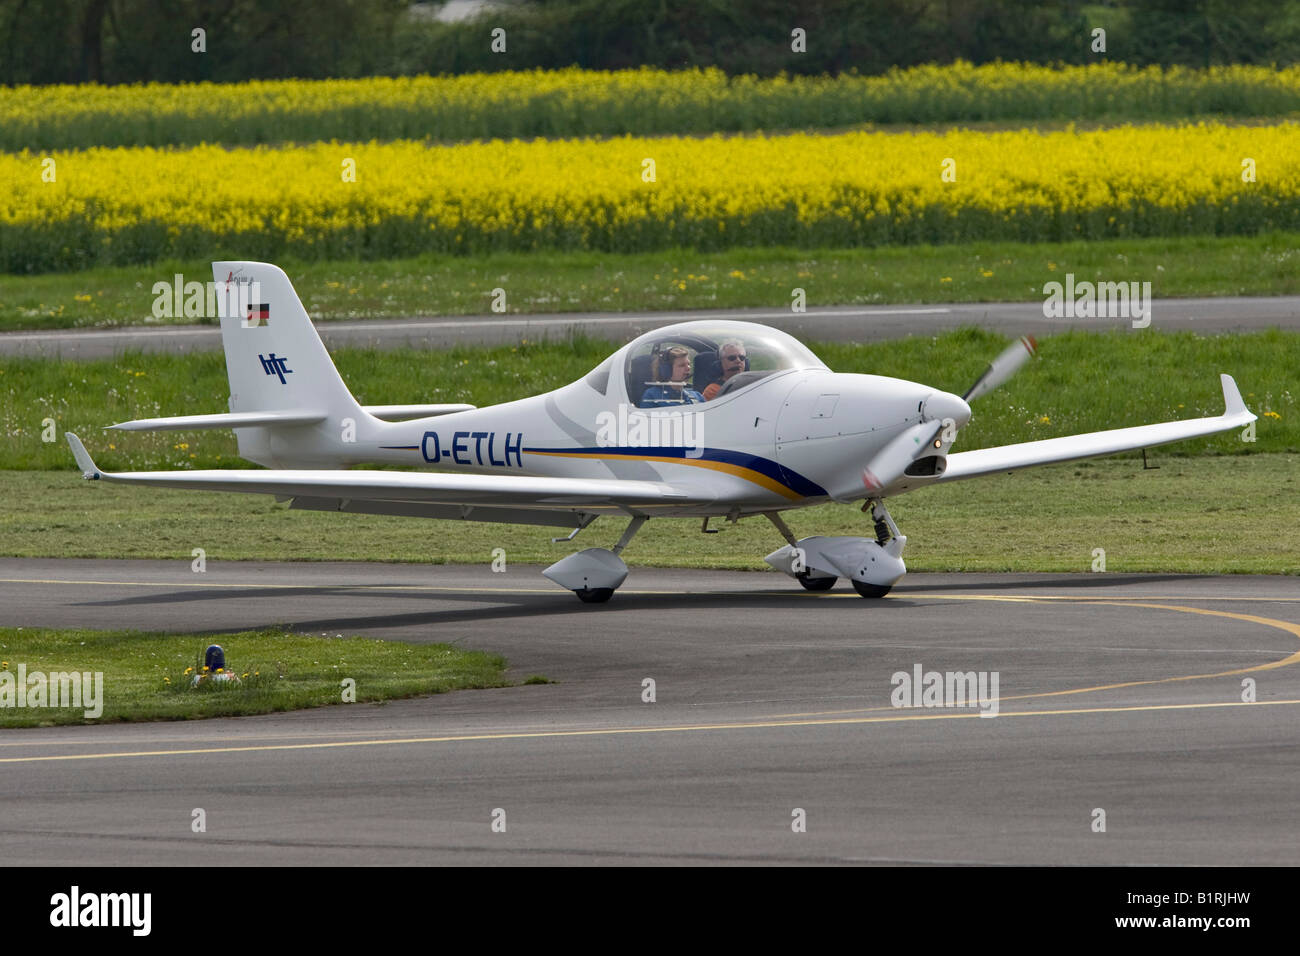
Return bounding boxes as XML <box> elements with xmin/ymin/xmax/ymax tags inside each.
<box><xmin>0</xmin><ymin>626</ymin><xmax>511</xmax><ymax>728</ymax></box>
<box><xmin>4</xmin><ymin>235</ymin><xmax>1300</xmax><ymax>333</ymax></box>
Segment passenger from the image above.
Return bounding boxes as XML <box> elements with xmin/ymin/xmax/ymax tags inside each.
<box><xmin>640</xmin><ymin>346</ymin><xmax>705</xmax><ymax>406</ymax></box>
<box><xmin>702</xmin><ymin>339</ymin><xmax>747</xmax><ymax>400</ymax></box>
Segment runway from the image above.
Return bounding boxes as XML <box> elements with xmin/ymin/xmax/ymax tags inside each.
<box><xmin>4</xmin><ymin>294</ymin><xmax>1299</xmax><ymax>358</ymax></box>
<box><xmin>1</xmin><ymin>559</ymin><xmax>1297</xmax><ymax>865</ymax></box>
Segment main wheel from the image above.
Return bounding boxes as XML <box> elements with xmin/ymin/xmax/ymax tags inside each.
<box><xmin>851</xmin><ymin>580</ymin><xmax>892</xmax><ymax>599</ymax></box>
<box><xmin>575</xmin><ymin>587</ymin><xmax>615</xmax><ymax>604</ymax></box>
<box><xmin>796</xmin><ymin>571</ymin><xmax>836</xmax><ymax>592</ymax></box>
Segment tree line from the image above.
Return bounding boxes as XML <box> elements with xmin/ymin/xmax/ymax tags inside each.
<box><xmin>3</xmin><ymin>0</ymin><xmax>1297</xmax><ymax>86</ymax></box>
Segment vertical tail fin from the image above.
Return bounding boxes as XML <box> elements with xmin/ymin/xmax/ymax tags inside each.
<box><xmin>212</xmin><ymin>262</ymin><xmax>366</xmax><ymax>466</ymax></box>
<box><xmin>213</xmin><ymin>262</ymin><xmax>361</xmax><ymax>417</ymax></box>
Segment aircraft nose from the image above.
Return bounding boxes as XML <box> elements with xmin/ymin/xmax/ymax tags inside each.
<box><xmin>923</xmin><ymin>391</ymin><xmax>972</xmax><ymax>429</ymax></box>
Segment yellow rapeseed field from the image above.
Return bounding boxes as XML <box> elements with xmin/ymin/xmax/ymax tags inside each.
<box><xmin>4</xmin><ymin>123</ymin><xmax>1299</xmax><ymax>271</ymax></box>
<box><xmin>5</xmin><ymin>62</ymin><xmax>1300</xmax><ymax>150</ymax></box>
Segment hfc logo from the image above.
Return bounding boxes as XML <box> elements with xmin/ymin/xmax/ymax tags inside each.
<box><xmin>259</xmin><ymin>353</ymin><xmax>292</xmax><ymax>384</ymax></box>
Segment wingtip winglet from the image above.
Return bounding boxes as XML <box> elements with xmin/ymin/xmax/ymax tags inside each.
<box><xmin>1220</xmin><ymin>374</ymin><xmax>1253</xmax><ymax>421</ymax></box>
<box><xmin>65</xmin><ymin>432</ymin><xmax>101</xmax><ymax>479</ymax></box>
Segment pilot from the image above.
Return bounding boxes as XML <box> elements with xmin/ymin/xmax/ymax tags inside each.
<box><xmin>640</xmin><ymin>346</ymin><xmax>705</xmax><ymax>406</ymax></box>
<box><xmin>702</xmin><ymin>339</ymin><xmax>746</xmax><ymax>400</ymax></box>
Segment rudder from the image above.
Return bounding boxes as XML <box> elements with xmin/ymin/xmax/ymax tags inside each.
<box><xmin>212</xmin><ymin>261</ymin><xmax>366</xmax><ymax>467</ymax></box>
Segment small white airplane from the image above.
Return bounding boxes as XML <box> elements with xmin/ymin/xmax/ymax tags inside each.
<box><xmin>66</xmin><ymin>261</ymin><xmax>1256</xmax><ymax>603</ymax></box>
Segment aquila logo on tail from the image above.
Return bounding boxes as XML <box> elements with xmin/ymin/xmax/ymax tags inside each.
<box><xmin>258</xmin><ymin>353</ymin><xmax>292</xmax><ymax>384</ymax></box>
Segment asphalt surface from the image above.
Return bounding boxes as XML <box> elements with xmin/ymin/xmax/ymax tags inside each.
<box><xmin>4</xmin><ymin>295</ymin><xmax>1300</xmax><ymax>358</ymax></box>
<box><xmin>1</xmin><ymin>559</ymin><xmax>1297</xmax><ymax>865</ymax></box>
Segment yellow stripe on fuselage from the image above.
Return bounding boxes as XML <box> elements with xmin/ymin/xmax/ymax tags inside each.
<box><xmin>525</xmin><ymin>450</ymin><xmax>803</xmax><ymax>501</ymax></box>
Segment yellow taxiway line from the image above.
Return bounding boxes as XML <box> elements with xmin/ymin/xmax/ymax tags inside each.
<box><xmin>2</xmin><ymin>698</ymin><xmax>1298</xmax><ymax>765</ymax></box>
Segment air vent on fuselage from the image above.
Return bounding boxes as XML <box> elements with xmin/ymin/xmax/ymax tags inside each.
<box><xmin>903</xmin><ymin>455</ymin><xmax>947</xmax><ymax>477</ymax></box>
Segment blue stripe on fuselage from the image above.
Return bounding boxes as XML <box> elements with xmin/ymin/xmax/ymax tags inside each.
<box><xmin>522</xmin><ymin>445</ymin><xmax>827</xmax><ymax>498</ymax></box>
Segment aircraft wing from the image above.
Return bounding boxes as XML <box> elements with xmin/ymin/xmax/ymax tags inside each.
<box><xmin>65</xmin><ymin>433</ymin><xmax>698</xmax><ymax>512</ymax></box>
<box><xmin>934</xmin><ymin>374</ymin><xmax>1256</xmax><ymax>484</ymax></box>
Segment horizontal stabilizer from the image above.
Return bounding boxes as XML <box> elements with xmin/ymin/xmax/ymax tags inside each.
<box><xmin>361</xmin><ymin>404</ymin><xmax>475</xmax><ymax>420</ymax></box>
<box><xmin>107</xmin><ymin>411</ymin><xmax>328</xmax><ymax>432</ymax></box>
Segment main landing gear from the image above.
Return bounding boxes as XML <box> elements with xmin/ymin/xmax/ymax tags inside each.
<box><xmin>544</xmin><ymin>502</ymin><xmax>907</xmax><ymax>604</ymax></box>
<box><xmin>762</xmin><ymin>501</ymin><xmax>908</xmax><ymax>599</ymax></box>
<box><xmin>542</xmin><ymin>516</ymin><xmax>646</xmax><ymax>603</ymax></box>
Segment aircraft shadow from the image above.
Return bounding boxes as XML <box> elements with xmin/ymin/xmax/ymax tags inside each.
<box><xmin>76</xmin><ymin>581</ymin><xmax>956</xmax><ymax>634</ymax></box>
<box><xmin>77</xmin><ymin>585</ymin><xmax>379</xmax><ymax>608</ymax></box>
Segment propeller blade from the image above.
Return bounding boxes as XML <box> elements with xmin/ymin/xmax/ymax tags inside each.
<box><xmin>962</xmin><ymin>335</ymin><xmax>1037</xmax><ymax>402</ymax></box>
<box><xmin>861</xmin><ymin>420</ymin><xmax>944</xmax><ymax>492</ymax></box>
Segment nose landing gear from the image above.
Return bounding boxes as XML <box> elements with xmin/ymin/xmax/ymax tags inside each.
<box><xmin>763</xmin><ymin>502</ymin><xmax>907</xmax><ymax>598</ymax></box>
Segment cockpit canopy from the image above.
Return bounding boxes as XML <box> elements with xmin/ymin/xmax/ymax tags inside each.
<box><xmin>601</xmin><ymin>321</ymin><xmax>827</xmax><ymax>408</ymax></box>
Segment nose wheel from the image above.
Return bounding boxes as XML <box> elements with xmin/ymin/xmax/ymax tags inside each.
<box><xmin>763</xmin><ymin>505</ymin><xmax>907</xmax><ymax>599</ymax></box>
<box><xmin>796</xmin><ymin>570</ymin><xmax>837</xmax><ymax>591</ymax></box>
<box><xmin>851</xmin><ymin>580</ymin><xmax>892</xmax><ymax>598</ymax></box>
